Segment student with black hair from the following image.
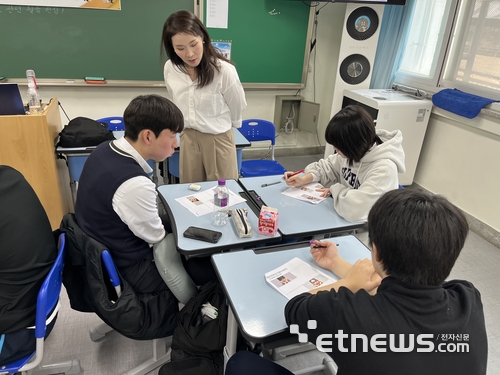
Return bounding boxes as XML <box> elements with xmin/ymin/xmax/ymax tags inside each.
<box><xmin>284</xmin><ymin>105</ymin><xmax>405</xmax><ymax>222</ymax></box>
<box><xmin>226</xmin><ymin>189</ymin><xmax>487</xmax><ymax>375</ymax></box>
<box><xmin>75</xmin><ymin>95</ymin><xmax>198</xmax><ymax>314</ymax></box>
<box><xmin>161</xmin><ymin>10</ymin><xmax>247</xmax><ymax>183</ymax></box>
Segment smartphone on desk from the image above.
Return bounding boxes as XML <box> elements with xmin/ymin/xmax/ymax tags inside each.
<box><xmin>183</xmin><ymin>226</ymin><xmax>222</xmax><ymax>244</ymax></box>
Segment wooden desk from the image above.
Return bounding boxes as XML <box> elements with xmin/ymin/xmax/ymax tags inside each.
<box><xmin>0</xmin><ymin>98</ymin><xmax>68</xmax><ymax>229</ymax></box>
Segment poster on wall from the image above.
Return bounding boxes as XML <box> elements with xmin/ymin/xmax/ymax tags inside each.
<box><xmin>0</xmin><ymin>0</ymin><xmax>120</xmax><ymax>10</ymax></box>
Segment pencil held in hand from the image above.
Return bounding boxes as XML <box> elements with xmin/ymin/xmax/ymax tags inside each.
<box><xmin>284</xmin><ymin>169</ymin><xmax>305</xmax><ymax>180</ymax></box>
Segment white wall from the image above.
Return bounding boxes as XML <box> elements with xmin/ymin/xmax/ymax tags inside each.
<box><xmin>414</xmin><ymin>108</ymin><xmax>500</xmax><ymax>233</ymax></box>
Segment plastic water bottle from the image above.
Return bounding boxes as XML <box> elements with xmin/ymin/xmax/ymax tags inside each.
<box><xmin>26</xmin><ymin>69</ymin><xmax>41</xmax><ymax>115</ymax></box>
<box><xmin>213</xmin><ymin>179</ymin><xmax>229</xmax><ymax>226</ymax></box>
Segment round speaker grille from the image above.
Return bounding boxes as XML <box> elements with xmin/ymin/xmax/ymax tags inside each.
<box><xmin>339</xmin><ymin>54</ymin><xmax>371</xmax><ymax>85</ymax></box>
<box><xmin>346</xmin><ymin>7</ymin><xmax>379</xmax><ymax>41</ymax></box>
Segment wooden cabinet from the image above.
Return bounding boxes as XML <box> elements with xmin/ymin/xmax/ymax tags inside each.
<box><xmin>0</xmin><ymin>98</ymin><xmax>68</xmax><ymax>229</ymax></box>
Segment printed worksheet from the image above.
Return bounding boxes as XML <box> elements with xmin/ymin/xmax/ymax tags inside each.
<box><xmin>265</xmin><ymin>257</ymin><xmax>338</xmax><ymax>299</ymax></box>
<box><xmin>175</xmin><ymin>186</ymin><xmax>246</xmax><ymax>217</ymax></box>
<box><xmin>281</xmin><ymin>182</ymin><xmax>327</xmax><ymax>204</ymax></box>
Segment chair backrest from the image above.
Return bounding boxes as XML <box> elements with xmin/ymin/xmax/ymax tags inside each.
<box><xmin>5</xmin><ymin>233</ymin><xmax>67</xmax><ymax>373</ymax></box>
<box><xmin>240</xmin><ymin>119</ymin><xmax>277</xmax><ymax>145</ymax></box>
<box><xmin>35</xmin><ymin>233</ymin><xmax>66</xmax><ymax>339</ymax></box>
<box><xmin>101</xmin><ymin>250</ymin><xmax>122</xmax><ymax>299</ymax></box>
<box><xmin>97</xmin><ymin>116</ymin><xmax>125</xmax><ymax>131</ymax></box>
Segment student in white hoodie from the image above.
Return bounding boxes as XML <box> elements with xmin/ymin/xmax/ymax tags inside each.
<box><xmin>284</xmin><ymin>105</ymin><xmax>405</xmax><ymax>222</ymax></box>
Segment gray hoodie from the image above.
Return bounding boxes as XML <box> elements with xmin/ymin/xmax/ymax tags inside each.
<box><xmin>305</xmin><ymin>129</ymin><xmax>405</xmax><ymax>222</ymax></box>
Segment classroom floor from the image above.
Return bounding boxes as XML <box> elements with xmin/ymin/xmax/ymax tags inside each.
<box><xmin>39</xmin><ymin>154</ymin><xmax>499</xmax><ymax>375</ymax></box>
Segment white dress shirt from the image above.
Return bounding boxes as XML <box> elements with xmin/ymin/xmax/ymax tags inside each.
<box><xmin>164</xmin><ymin>59</ymin><xmax>247</xmax><ymax>134</ymax></box>
<box><xmin>111</xmin><ymin>137</ymin><xmax>165</xmax><ymax>246</ymax></box>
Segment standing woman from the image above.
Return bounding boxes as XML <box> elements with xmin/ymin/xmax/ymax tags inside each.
<box><xmin>161</xmin><ymin>10</ymin><xmax>247</xmax><ymax>183</ymax></box>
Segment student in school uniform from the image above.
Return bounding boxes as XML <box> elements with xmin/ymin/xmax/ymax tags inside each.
<box><xmin>226</xmin><ymin>189</ymin><xmax>488</xmax><ymax>375</ymax></box>
<box><xmin>74</xmin><ymin>95</ymin><xmax>201</xmax><ymax>332</ymax></box>
<box><xmin>284</xmin><ymin>105</ymin><xmax>405</xmax><ymax>222</ymax></box>
<box><xmin>161</xmin><ymin>9</ymin><xmax>247</xmax><ymax>183</ymax></box>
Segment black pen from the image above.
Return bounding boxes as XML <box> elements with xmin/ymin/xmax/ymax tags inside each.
<box><xmin>261</xmin><ymin>181</ymin><xmax>281</xmax><ymax>187</ymax></box>
<box><xmin>310</xmin><ymin>240</ymin><xmax>339</xmax><ymax>248</ymax></box>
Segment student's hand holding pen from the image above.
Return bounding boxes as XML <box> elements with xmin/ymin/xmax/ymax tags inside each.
<box><xmin>283</xmin><ymin>169</ymin><xmax>311</xmax><ymax>187</ymax></box>
<box><xmin>309</xmin><ymin>240</ymin><xmax>339</xmax><ymax>271</ymax></box>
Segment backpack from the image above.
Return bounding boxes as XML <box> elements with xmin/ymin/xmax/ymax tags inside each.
<box><xmin>58</xmin><ymin>117</ymin><xmax>115</xmax><ymax>148</ymax></box>
<box><xmin>160</xmin><ymin>280</ymin><xmax>228</xmax><ymax>375</ymax></box>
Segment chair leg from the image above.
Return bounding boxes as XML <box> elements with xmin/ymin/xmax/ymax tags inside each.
<box><xmin>271</xmin><ymin>342</ymin><xmax>317</xmax><ymax>361</ymax></box>
<box><xmin>31</xmin><ymin>359</ymin><xmax>82</xmax><ymax>374</ymax></box>
<box><xmin>322</xmin><ymin>356</ymin><xmax>338</xmax><ymax>375</ymax></box>
<box><xmin>89</xmin><ymin>322</ymin><xmax>113</xmax><ymax>342</ymax></box>
<box><xmin>122</xmin><ymin>338</ymin><xmax>171</xmax><ymax>375</ymax></box>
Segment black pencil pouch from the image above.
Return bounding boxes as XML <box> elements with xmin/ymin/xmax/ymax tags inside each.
<box><xmin>231</xmin><ymin>208</ymin><xmax>253</xmax><ymax>238</ymax></box>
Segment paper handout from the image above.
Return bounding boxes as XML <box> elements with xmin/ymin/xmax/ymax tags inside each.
<box><xmin>265</xmin><ymin>257</ymin><xmax>338</xmax><ymax>299</ymax></box>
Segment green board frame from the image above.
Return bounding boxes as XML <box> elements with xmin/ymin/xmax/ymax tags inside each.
<box><xmin>203</xmin><ymin>0</ymin><xmax>313</xmax><ymax>88</ymax></box>
<box><xmin>0</xmin><ymin>1</ymin><xmax>193</xmax><ymax>86</ymax></box>
<box><xmin>0</xmin><ymin>1</ymin><xmax>312</xmax><ymax>88</ymax></box>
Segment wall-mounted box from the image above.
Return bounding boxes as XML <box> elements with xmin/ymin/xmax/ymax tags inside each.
<box><xmin>274</xmin><ymin>95</ymin><xmax>320</xmax><ymax>134</ymax></box>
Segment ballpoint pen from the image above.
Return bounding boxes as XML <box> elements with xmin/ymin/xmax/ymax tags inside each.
<box><xmin>261</xmin><ymin>181</ymin><xmax>281</xmax><ymax>188</ymax></box>
<box><xmin>283</xmin><ymin>169</ymin><xmax>305</xmax><ymax>179</ymax></box>
<box><xmin>309</xmin><ymin>240</ymin><xmax>339</xmax><ymax>248</ymax></box>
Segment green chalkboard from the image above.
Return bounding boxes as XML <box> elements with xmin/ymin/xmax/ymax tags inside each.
<box><xmin>205</xmin><ymin>0</ymin><xmax>312</xmax><ymax>87</ymax></box>
<box><xmin>0</xmin><ymin>1</ymin><xmax>193</xmax><ymax>83</ymax></box>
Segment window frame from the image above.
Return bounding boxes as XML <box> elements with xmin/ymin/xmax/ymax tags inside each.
<box><xmin>440</xmin><ymin>0</ymin><xmax>500</xmax><ymax>101</ymax></box>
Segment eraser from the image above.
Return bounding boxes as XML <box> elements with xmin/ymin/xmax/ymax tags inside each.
<box><xmin>85</xmin><ymin>76</ymin><xmax>105</xmax><ymax>81</ymax></box>
<box><xmin>188</xmin><ymin>183</ymin><xmax>202</xmax><ymax>191</ymax></box>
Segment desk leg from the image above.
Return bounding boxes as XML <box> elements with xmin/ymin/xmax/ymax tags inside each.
<box><xmin>223</xmin><ymin>306</ymin><xmax>238</xmax><ymax>372</ymax></box>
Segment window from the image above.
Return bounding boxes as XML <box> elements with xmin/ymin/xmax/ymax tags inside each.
<box><xmin>395</xmin><ymin>0</ymin><xmax>500</xmax><ymax>101</ymax></box>
<box><xmin>394</xmin><ymin>0</ymin><xmax>458</xmax><ymax>91</ymax></box>
<box><xmin>443</xmin><ymin>0</ymin><xmax>500</xmax><ymax>98</ymax></box>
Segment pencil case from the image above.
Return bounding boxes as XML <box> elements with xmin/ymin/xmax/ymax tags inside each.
<box><xmin>231</xmin><ymin>208</ymin><xmax>253</xmax><ymax>238</ymax></box>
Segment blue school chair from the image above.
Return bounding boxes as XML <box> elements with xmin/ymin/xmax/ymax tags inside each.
<box><xmin>96</xmin><ymin>116</ymin><xmax>156</xmax><ymax>180</ymax></box>
<box><xmin>97</xmin><ymin>116</ymin><xmax>125</xmax><ymax>131</ymax></box>
<box><xmin>239</xmin><ymin>119</ymin><xmax>287</xmax><ymax>177</ymax></box>
<box><xmin>168</xmin><ymin>152</ymin><xmax>180</xmax><ymax>182</ymax></box>
<box><xmin>0</xmin><ymin>234</ymin><xmax>82</xmax><ymax>375</ymax></box>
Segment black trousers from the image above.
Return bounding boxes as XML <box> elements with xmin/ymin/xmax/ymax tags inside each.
<box><xmin>0</xmin><ymin>315</ymin><xmax>57</xmax><ymax>366</ymax></box>
<box><xmin>226</xmin><ymin>351</ymin><xmax>294</xmax><ymax>375</ymax></box>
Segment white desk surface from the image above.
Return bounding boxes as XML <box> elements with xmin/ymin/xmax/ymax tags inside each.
<box><xmin>239</xmin><ymin>176</ymin><xmax>365</xmax><ymax>239</ymax></box>
<box><xmin>212</xmin><ymin>235</ymin><xmax>371</xmax><ymax>343</ymax></box>
<box><xmin>157</xmin><ymin>179</ymin><xmax>281</xmax><ymax>256</ymax></box>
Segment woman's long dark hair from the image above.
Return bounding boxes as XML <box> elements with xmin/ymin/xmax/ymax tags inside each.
<box><xmin>161</xmin><ymin>10</ymin><xmax>231</xmax><ymax>88</ymax></box>
<box><xmin>325</xmin><ymin>105</ymin><xmax>383</xmax><ymax>166</ymax></box>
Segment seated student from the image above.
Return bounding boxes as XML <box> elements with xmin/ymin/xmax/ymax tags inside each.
<box><xmin>75</xmin><ymin>95</ymin><xmax>199</xmax><ymax>311</ymax></box>
<box><xmin>0</xmin><ymin>166</ymin><xmax>58</xmax><ymax>365</ymax></box>
<box><xmin>226</xmin><ymin>189</ymin><xmax>487</xmax><ymax>375</ymax></box>
<box><xmin>284</xmin><ymin>105</ymin><xmax>405</xmax><ymax>222</ymax></box>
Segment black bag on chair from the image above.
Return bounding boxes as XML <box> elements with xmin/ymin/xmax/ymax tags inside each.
<box><xmin>57</xmin><ymin>117</ymin><xmax>115</xmax><ymax>148</ymax></box>
<box><xmin>160</xmin><ymin>280</ymin><xmax>228</xmax><ymax>375</ymax></box>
